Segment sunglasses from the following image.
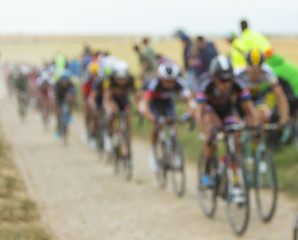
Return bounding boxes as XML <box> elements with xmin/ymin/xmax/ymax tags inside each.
<box><xmin>217</xmin><ymin>77</ymin><xmax>232</xmax><ymax>83</ymax></box>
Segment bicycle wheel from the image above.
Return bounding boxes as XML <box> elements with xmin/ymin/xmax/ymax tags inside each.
<box><xmin>197</xmin><ymin>151</ymin><xmax>217</xmax><ymax>218</ymax></box>
<box><xmin>155</xmin><ymin>139</ymin><xmax>167</xmax><ymax>189</ymax></box>
<box><xmin>226</xmin><ymin>154</ymin><xmax>250</xmax><ymax>236</ymax></box>
<box><xmin>254</xmin><ymin>150</ymin><xmax>278</xmax><ymax>222</ymax></box>
<box><xmin>121</xmin><ymin>130</ymin><xmax>132</xmax><ymax>181</ymax></box>
<box><xmin>112</xmin><ymin>146</ymin><xmax>120</xmax><ymax>175</ymax></box>
<box><xmin>170</xmin><ymin>140</ymin><xmax>185</xmax><ymax>197</ymax></box>
<box><xmin>97</xmin><ymin>118</ymin><xmax>105</xmax><ymax>152</ymax></box>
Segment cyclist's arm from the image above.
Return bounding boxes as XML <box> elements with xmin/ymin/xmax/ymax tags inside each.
<box><xmin>142</xmin><ymin>92</ymin><xmax>156</xmax><ymax>123</ymax></box>
<box><xmin>88</xmin><ymin>90</ymin><xmax>97</xmax><ymax>111</ymax></box>
<box><xmin>272</xmin><ymin>85</ymin><xmax>289</xmax><ymax>125</ymax></box>
<box><xmin>240</xmin><ymin>99</ymin><xmax>259</xmax><ymax>126</ymax></box>
<box><xmin>102</xmin><ymin>79</ymin><xmax>113</xmax><ymax>112</ymax></box>
<box><xmin>195</xmin><ymin>102</ymin><xmax>206</xmax><ymax>129</ymax></box>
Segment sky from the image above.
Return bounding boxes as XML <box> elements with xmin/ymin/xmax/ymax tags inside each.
<box><xmin>0</xmin><ymin>0</ymin><xmax>297</xmax><ymax>36</ymax></box>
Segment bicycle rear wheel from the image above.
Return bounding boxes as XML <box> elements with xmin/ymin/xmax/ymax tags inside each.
<box><xmin>197</xmin><ymin>151</ymin><xmax>217</xmax><ymax>218</ymax></box>
<box><xmin>155</xmin><ymin>140</ymin><xmax>167</xmax><ymax>189</ymax></box>
<box><xmin>254</xmin><ymin>150</ymin><xmax>278</xmax><ymax>222</ymax></box>
<box><xmin>170</xmin><ymin>140</ymin><xmax>185</xmax><ymax>197</ymax></box>
<box><xmin>226</xmin><ymin>154</ymin><xmax>250</xmax><ymax>236</ymax></box>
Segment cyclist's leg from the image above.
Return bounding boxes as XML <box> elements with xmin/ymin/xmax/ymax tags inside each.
<box><xmin>197</xmin><ymin>105</ymin><xmax>221</xmax><ymax>173</ymax></box>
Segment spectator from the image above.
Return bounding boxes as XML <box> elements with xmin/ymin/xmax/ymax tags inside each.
<box><xmin>134</xmin><ymin>38</ymin><xmax>157</xmax><ymax>83</ymax></box>
<box><xmin>178</xmin><ymin>33</ymin><xmax>197</xmax><ymax>93</ymax></box>
<box><xmin>195</xmin><ymin>36</ymin><xmax>218</xmax><ymax>73</ymax></box>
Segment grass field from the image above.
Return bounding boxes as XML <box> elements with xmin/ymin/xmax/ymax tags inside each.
<box><xmin>1</xmin><ymin>35</ymin><xmax>297</xmax><ymax>198</ymax></box>
<box><xmin>0</xmin><ymin>125</ymin><xmax>52</xmax><ymax>240</ymax></box>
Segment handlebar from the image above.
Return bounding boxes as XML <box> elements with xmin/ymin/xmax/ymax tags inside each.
<box><xmin>207</xmin><ymin>123</ymin><xmax>282</xmax><ymax>146</ymax></box>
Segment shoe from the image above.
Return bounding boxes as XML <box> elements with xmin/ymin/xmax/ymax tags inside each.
<box><xmin>89</xmin><ymin>138</ymin><xmax>98</xmax><ymax>151</ymax></box>
<box><xmin>201</xmin><ymin>174</ymin><xmax>215</xmax><ymax>188</ymax></box>
<box><xmin>149</xmin><ymin>149</ymin><xmax>158</xmax><ymax>172</ymax></box>
<box><xmin>229</xmin><ymin>186</ymin><xmax>246</xmax><ymax>204</ymax></box>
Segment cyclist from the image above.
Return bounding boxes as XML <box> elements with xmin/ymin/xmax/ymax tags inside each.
<box><xmin>54</xmin><ymin>70</ymin><xmax>76</xmax><ymax>138</ymax></box>
<box><xmin>81</xmin><ymin>61</ymin><xmax>100</xmax><ymax>149</ymax></box>
<box><xmin>142</xmin><ymin>62</ymin><xmax>196</xmax><ymax>171</ymax></box>
<box><xmin>102</xmin><ymin>60</ymin><xmax>142</xmax><ymax>156</ymax></box>
<box><xmin>36</xmin><ymin>71</ymin><xmax>54</xmax><ymax>121</ymax></box>
<box><xmin>235</xmin><ymin>49</ymin><xmax>289</xmax><ymax>126</ymax></box>
<box><xmin>196</xmin><ymin>55</ymin><xmax>258</xmax><ymax>199</ymax></box>
<box><xmin>14</xmin><ymin>65</ymin><xmax>30</xmax><ymax>116</ymax></box>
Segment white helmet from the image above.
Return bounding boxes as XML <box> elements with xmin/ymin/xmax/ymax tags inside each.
<box><xmin>113</xmin><ymin>60</ymin><xmax>129</xmax><ymax>78</ymax></box>
<box><xmin>20</xmin><ymin>65</ymin><xmax>30</xmax><ymax>75</ymax></box>
<box><xmin>158</xmin><ymin>62</ymin><xmax>179</xmax><ymax>80</ymax></box>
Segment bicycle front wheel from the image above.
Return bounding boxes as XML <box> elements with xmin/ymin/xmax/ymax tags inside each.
<box><xmin>254</xmin><ymin>150</ymin><xmax>278</xmax><ymax>222</ymax></box>
<box><xmin>197</xmin><ymin>151</ymin><xmax>217</xmax><ymax>218</ymax></box>
<box><xmin>121</xmin><ymin>130</ymin><xmax>132</xmax><ymax>181</ymax></box>
<box><xmin>155</xmin><ymin>140</ymin><xmax>167</xmax><ymax>189</ymax></box>
<box><xmin>170</xmin><ymin>140</ymin><xmax>185</xmax><ymax>197</ymax></box>
<box><xmin>226</xmin><ymin>154</ymin><xmax>250</xmax><ymax>236</ymax></box>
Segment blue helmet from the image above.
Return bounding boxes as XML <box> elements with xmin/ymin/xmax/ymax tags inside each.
<box><xmin>60</xmin><ymin>70</ymin><xmax>70</xmax><ymax>81</ymax></box>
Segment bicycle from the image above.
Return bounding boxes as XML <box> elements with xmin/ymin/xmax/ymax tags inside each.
<box><xmin>40</xmin><ymin>96</ymin><xmax>51</xmax><ymax>130</ymax></box>
<box><xmin>108</xmin><ymin>111</ymin><xmax>132</xmax><ymax>181</ymax></box>
<box><xmin>154</xmin><ymin>115</ymin><xmax>194</xmax><ymax>197</ymax></box>
<box><xmin>59</xmin><ymin>102</ymin><xmax>71</xmax><ymax>144</ymax></box>
<box><xmin>96</xmin><ymin>110</ymin><xmax>105</xmax><ymax>152</ymax></box>
<box><xmin>198</xmin><ymin>124</ymin><xmax>250</xmax><ymax>236</ymax></box>
<box><xmin>17</xmin><ymin>91</ymin><xmax>28</xmax><ymax>121</ymax></box>
<box><xmin>241</xmin><ymin>123</ymin><xmax>279</xmax><ymax>222</ymax></box>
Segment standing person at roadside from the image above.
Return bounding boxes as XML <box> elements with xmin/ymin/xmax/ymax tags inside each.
<box><xmin>195</xmin><ymin>36</ymin><xmax>218</xmax><ymax>74</ymax></box>
<box><xmin>139</xmin><ymin>38</ymin><xmax>158</xmax><ymax>84</ymax></box>
<box><xmin>179</xmin><ymin>33</ymin><xmax>196</xmax><ymax>94</ymax></box>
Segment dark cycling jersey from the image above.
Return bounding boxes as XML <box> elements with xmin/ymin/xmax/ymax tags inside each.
<box><xmin>103</xmin><ymin>75</ymin><xmax>141</xmax><ymax>111</ymax></box>
<box><xmin>103</xmin><ymin>75</ymin><xmax>140</xmax><ymax>98</ymax></box>
<box><xmin>144</xmin><ymin>77</ymin><xmax>191</xmax><ymax>117</ymax></box>
<box><xmin>54</xmin><ymin>80</ymin><xmax>76</xmax><ymax>105</ymax></box>
<box><xmin>234</xmin><ymin>64</ymin><xmax>278</xmax><ymax>103</ymax></box>
<box><xmin>196</xmin><ymin>76</ymin><xmax>251</xmax><ymax>119</ymax></box>
<box><xmin>144</xmin><ymin>77</ymin><xmax>191</xmax><ymax>103</ymax></box>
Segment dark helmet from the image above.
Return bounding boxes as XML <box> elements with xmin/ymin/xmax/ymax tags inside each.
<box><xmin>246</xmin><ymin>49</ymin><xmax>265</xmax><ymax>67</ymax></box>
<box><xmin>209</xmin><ymin>55</ymin><xmax>234</xmax><ymax>80</ymax></box>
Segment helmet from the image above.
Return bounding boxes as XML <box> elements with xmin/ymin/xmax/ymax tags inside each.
<box><xmin>246</xmin><ymin>49</ymin><xmax>265</xmax><ymax>67</ymax></box>
<box><xmin>20</xmin><ymin>65</ymin><xmax>30</xmax><ymax>75</ymax></box>
<box><xmin>158</xmin><ymin>62</ymin><xmax>180</xmax><ymax>80</ymax></box>
<box><xmin>209</xmin><ymin>55</ymin><xmax>233</xmax><ymax>80</ymax></box>
<box><xmin>88</xmin><ymin>62</ymin><xmax>99</xmax><ymax>74</ymax></box>
<box><xmin>60</xmin><ymin>69</ymin><xmax>70</xmax><ymax>80</ymax></box>
<box><xmin>113</xmin><ymin>60</ymin><xmax>129</xmax><ymax>78</ymax></box>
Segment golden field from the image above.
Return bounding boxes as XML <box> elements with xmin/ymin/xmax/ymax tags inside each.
<box><xmin>0</xmin><ymin>35</ymin><xmax>298</xmax><ymax>75</ymax></box>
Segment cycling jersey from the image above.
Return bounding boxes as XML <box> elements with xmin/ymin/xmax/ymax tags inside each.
<box><xmin>103</xmin><ymin>75</ymin><xmax>140</xmax><ymax>111</ymax></box>
<box><xmin>54</xmin><ymin>80</ymin><xmax>76</xmax><ymax>105</ymax></box>
<box><xmin>196</xmin><ymin>76</ymin><xmax>251</xmax><ymax>120</ymax></box>
<box><xmin>234</xmin><ymin>64</ymin><xmax>278</xmax><ymax>105</ymax></box>
<box><xmin>144</xmin><ymin>77</ymin><xmax>191</xmax><ymax>117</ymax></box>
<box><xmin>103</xmin><ymin>75</ymin><xmax>140</xmax><ymax>97</ymax></box>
